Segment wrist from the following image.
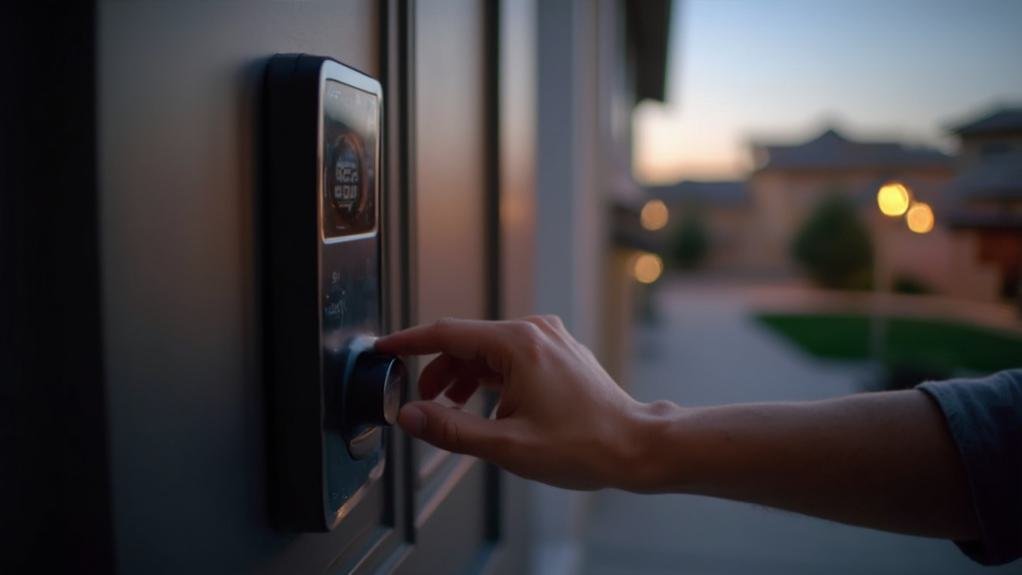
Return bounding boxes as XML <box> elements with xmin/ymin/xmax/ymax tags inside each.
<box><xmin>615</xmin><ymin>399</ymin><xmax>691</xmax><ymax>493</ymax></box>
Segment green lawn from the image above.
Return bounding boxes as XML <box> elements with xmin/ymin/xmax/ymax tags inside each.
<box><xmin>755</xmin><ymin>313</ymin><xmax>1022</xmax><ymax>376</ymax></box>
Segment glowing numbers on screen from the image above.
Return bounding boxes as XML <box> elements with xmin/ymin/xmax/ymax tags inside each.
<box><xmin>333</xmin><ymin>140</ymin><xmax>362</xmax><ymax>212</ymax></box>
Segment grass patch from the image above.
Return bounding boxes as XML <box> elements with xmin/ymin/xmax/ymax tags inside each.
<box><xmin>755</xmin><ymin>313</ymin><xmax>1022</xmax><ymax>376</ymax></box>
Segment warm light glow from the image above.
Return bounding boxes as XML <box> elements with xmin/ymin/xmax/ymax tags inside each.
<box><xmin>640</xmin><ymin>199</ymin><xmax>670</xmax><ymax>231</ymax></box>
<box><xmin>877</xmin><ymin>182</ymin><xmax>911</xmax><ymax>217</ymax></box>
<box><xmin>906</xmin><ymin>202</ymin><xmax>935</xmax><ymax>234</ymax></box>
<box><xmin>632</xmin><ymin>253</ymin><xmax>664</xmax><ymax>284</ymax></box>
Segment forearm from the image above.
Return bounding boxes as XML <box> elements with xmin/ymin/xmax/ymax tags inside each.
<box><xmin>627</xmin><ymin>390</ymin><xmax>979</xmax><ymax>540</ymax></box>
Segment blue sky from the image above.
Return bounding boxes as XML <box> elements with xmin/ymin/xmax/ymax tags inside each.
<box><xmin>634</xmin><ymin>0</ymin><xmax>1022</xmax><ymax>183</ymax></box>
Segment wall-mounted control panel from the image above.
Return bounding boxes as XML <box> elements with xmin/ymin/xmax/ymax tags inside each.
<box><xmin>263</xmin><ymin>54</ymin><xmax>404</xmax><ymax>532</ymax></box>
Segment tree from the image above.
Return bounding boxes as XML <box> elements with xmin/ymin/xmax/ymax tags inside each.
<box><xmin>791</xmin><ymin>193</ymin><xmax>873</xmax><ymax>290</ymax></box>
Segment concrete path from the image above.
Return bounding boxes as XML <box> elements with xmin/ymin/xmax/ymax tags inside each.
<box><xmin>580</xmin><ymin>280</ymin><xmax>1017</xmax><ymax>574</ymax></box>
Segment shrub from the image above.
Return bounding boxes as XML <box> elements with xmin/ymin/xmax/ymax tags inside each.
<box><xmin>791</xmin><ymin>193</ymin><xmax>873</xmax><ymax>290</ymax></box>
<box><xmin>670</xmin><ymin>207</ymin><xmax>710</xmax><ymax>270</ymax></box>
<box><xmin>892</xmin><ymin>275</ymin><xmax>932</xmax><ymax>295</ymax></box>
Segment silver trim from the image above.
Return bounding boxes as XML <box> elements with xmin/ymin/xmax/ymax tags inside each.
<box><xmin>329</xmin><ymin>459</ymin><xmax>386</xmax><ymax>530</ymax></box>
<box><xmin>313</xmin><ymin>59</ymin><xmax>387</xmax><ymax>529</ymax></box>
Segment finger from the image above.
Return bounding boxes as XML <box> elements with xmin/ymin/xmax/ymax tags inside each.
<box><xmin>398</xmin><ymin>401</ymin><xmax>509</xmax><ymax>460</ymax></box>
<box><xmin>522</xmin><ymin>314</ymin><xmax>565</xmax><ymax>336</ymax></box>
<box><xmin>444</xmin><ymin>377</ymin><xmax>481</xmax><ymax>405</ymax></box>
<box><xmin>375</xmin><ymin>318</ymin><xmax>513</xmax><ymax>369</ymax></box>
<box><xmin>418</xmin><ymin>354</ymin><xmax>499</xmax><ymax>400</ymax></box>
<box><xmin>417</xmin><ymin>353</ymin><xmax>459</xmax><ymax>400</ymax></box>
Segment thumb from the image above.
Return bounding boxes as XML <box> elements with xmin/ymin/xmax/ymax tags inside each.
<box><xmin>398</xmin><ymin>401</ymin><xmax>506</xmax><ymax>460</ymax></box>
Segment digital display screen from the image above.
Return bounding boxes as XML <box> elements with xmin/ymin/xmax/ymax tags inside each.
<box><xmin>322</xmin><ymin>80</ymin><xmax>379</xmax><ymax>239</ymax></box>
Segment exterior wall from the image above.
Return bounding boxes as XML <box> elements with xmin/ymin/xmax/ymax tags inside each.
<box><xmin>533</xmin><ymin>1</ymin><xmax>597</xmax><ymax>573</ymax></box>
<box><xmin>969</xmin><ymin>198</ymin><xmax>1022</xmax><ymax>216</ymax></box>
<box><xmin>532</xmin><ymin>0</ymin><xmax>639</xmax><ymax>573</ymax></box>
<box><xmin>97</xmin><ymin>3</ymin><xmax>380</xmax><ymax>571</ymax></box>
<box><xmin>500</xmin><ymin>0</ymin><xmax>538</xmax><ymax>320</ymax></box>
<box><xmin>535</xmin><ymin>0</ymin><xmax>602</xmax><ymax>349</ymax></box>
<box><xmin>876</xmin><ymin>222</ymin><xmax>1001</xmax><ymax>301</ymax></box>
<box><xmin>494</xmin><ymin>3</ymin><xmax>538</xmax><ymax>573</ymax></box>
<box><xmin>974</xmin><ymin>228</ymin><xmax>1022</xmax><ymax>297</ymax></box>
<box><xmin>414</xmin><ymin>0</ymin><xmax>487</xmax><ymax>325</ymax></box>
<box><xmin>597</xmin><ymin>0</ymin><xmax>641</xmax><ymax>388</ymax></box>
<box><xmin>95</xmin><ymin>1</ymin><xmax>653</xmax><ymax>573</ymax></box>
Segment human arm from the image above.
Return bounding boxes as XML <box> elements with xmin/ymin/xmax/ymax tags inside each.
<box><xmin>629</xmin><ymin>389</ymin><xmax>977</xmax><ymax>540</ymax></box>
<box><xmin>374</xmin><ymin>316</ymin><xmax>981</xmax><ymax>541</ymax></box>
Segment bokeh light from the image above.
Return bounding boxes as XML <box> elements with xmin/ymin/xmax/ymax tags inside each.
<box><xmin>906</xmin><ymin>202</ymin><xmax>935</xmax><ymax>234</ymax></box>
<box><xmin>640</xmin><ymin>199</ymin><xmax>669</xmax><ymax>231</ymax></box>
<box><xmin>877</xmin><ymin>182</ymin><xmax>911</xmax><ymax>217</ymax></box>
<box><xmin>632</xmin><ymin>252</ymin><xmax>664</xmax><ymax>284</ymax></box>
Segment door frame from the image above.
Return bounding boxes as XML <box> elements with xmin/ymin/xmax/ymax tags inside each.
<box><xmin>382</xmin><ymin>0</ymin><xmax>509</xmax><ymax>571</ymax></box>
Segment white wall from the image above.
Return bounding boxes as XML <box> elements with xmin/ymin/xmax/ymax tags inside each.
<box><xmin>532</xmin><ymin>0</ymin><xmax>619</xmax><ymax>573</ymax></box>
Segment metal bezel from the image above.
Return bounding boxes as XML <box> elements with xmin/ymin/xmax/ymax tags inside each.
<box><xmin>313</xmin><ymin>59</ymin><xmax>387</xmax><ymax>530</ymax></box>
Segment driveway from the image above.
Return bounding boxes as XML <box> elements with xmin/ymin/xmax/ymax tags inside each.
<box><xmin>580</xmin><ymin>279</ymin><xmax>1016</xmax><ymax>574</ymax></box>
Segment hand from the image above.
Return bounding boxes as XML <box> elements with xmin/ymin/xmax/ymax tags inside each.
<box><xmin>374</xmin><ymin>316</ymin><xmax>665</xmax><ymax>490</ymax></box>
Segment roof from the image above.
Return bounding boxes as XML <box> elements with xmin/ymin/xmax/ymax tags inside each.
<box><xmin>626</xmin><ymin>0</ymin><xmax>672</xmax><ymax>103</ymax></box>
<box><xmin>753</xmin><ymin>127</ymin><xmax>952</xmax><ymax>173</ymax></box>
<box><xmin>646</xmin><ymin>180</ymin><xmax>748</xmax><ymax>206</ymax></box>
<box><xmin>946</xmin><ymin>152</ymin><xmax>1022</xmax><ymax>202</ymax></box>
<box><xmin>948</xmin><ymin>106</ymin><xmax>1022</xmax><ymax>137</ymax></box>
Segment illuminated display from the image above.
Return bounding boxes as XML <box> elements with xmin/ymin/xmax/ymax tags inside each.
<box><xmin>322</xmin><ymin>80</ymin><xmax>379</xmax><ymax>239</ymax></box>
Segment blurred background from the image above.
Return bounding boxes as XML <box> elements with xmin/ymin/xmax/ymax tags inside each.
<box><xmin>565</xmin><ymin>0</ymin><xmax>1022</xmax><ymax>573</ymax></box>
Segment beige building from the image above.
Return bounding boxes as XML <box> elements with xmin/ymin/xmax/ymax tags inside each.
<box><xmin>748</xmin><ymin>127</ymin><xmax>954</xmax><ymax>275</ymax></box>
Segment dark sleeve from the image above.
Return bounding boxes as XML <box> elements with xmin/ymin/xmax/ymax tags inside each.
<box><xmin>917</xmin><ymin>369</ymin><xmax>1022</xmax><ymax>566</ymax></box>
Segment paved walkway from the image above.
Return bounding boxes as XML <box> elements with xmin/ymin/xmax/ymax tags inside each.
<box><xmin>579</xmin><ymin>280</ymin><xmax>1016</xmax><ymax>574</ymax></box>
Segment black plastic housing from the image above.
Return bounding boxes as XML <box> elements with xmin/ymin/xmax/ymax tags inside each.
<box><xmin>262</xmin><ymin>54</ymin><xmax>385</xmax><ymax>532</ymax></box>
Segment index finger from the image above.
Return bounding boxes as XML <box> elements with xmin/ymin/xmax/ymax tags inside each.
<box><xmin>374</xmin><ymin>318</ymin><xmax>514</xmax><ymax>366</ymax></box>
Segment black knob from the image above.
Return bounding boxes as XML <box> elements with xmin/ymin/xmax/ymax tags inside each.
<box><xmin>345</xmin><ymin>352</ymin><xmax>406</xmax><ymax>428</ymax></box>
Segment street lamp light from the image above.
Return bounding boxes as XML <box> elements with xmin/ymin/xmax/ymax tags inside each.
<box><xmin>906</xmin><ymin>202</ymin><xmax>935</xmax><ymax>234</ymax></box>
<box><xmin>632</xmin><ymin>252</ymin><xmax>664</xmax><ymax>284</ymax></box>
<box><xmin>640</xmin><ymin>199</ymin><xmax>669</xmax><ymax>231</ymax></box>
<box><xmin>877</xmin><ymin>182</ymin><xmax>911</xmax><ymax>217</ymax></box>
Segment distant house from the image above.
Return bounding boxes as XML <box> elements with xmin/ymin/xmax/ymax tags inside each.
<box><xmin>944</xmin><ymin>106</ymin><xmax>1022</xmax><ymax>299</ymax></box>
<box><xmin>747</xmin><ymin>127</ymin><xmax>954</xmax><ymax>272</ymax></box>
<box><xmin>643</xmin><ymin>118</ymin><xmax>1019</xmax><ymax>303</ymax></box>
<box><xmin>645</xmin><ymin>180</ymin><xmax>752</xmax><ymax>269</ymax></box>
